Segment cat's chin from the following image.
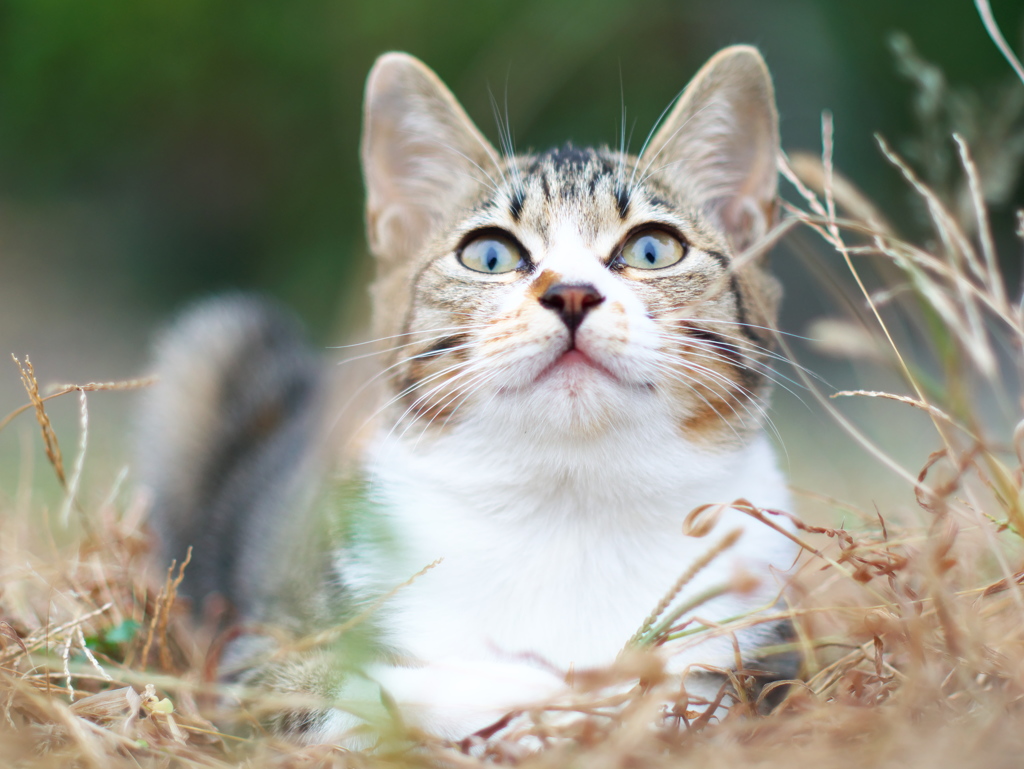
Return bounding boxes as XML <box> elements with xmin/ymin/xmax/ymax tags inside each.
<box><xmin>497</xmin><ymin>351</ymin><xmax>639</xmax><ymax>436</ymax></box>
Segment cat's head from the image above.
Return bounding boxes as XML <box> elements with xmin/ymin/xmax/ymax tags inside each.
<box><xmin>360</xmin><ymin>47</ymin><xmax>782</xmax><ymax>446</ymax></box>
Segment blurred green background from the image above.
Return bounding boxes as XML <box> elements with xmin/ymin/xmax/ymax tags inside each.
<box><xmin>0</xmin><ymin>0</ymin><xmax>1022</xmax><ymax>511</ymax></box>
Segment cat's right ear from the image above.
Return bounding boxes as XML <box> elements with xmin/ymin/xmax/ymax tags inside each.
<box><xmin>362</xmin><ymin>53</ymin><xmax>500</xmax><ymax>263</ymax></box>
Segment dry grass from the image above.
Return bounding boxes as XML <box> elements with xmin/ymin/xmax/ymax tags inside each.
<box><xmin>3</xmin><ymin>9</ymin><xmax>1024</xmax><ymax>767</ymax></box>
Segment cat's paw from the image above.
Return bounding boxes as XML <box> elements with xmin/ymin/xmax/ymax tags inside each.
<box><xmin>370</xmin><ymin>657</ymin><xmax>569</xmax><ymax>740</ymax></box>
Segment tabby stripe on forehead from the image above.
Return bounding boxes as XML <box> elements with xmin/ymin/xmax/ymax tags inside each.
<box><xmin>509</xmin><ymin>188</ymin><xmax>525</xmax><ymax>222</ymax></box>
<box><xmin>615</xmin><ymin>186</ymin><xmax>630</xmax><ymax>219</ymax></box>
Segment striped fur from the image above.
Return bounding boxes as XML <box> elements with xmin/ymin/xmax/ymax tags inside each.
<box><xmin>363</xmin><ymin>51</ymin><xmax>783</xmax><ymax>447</ymax></box>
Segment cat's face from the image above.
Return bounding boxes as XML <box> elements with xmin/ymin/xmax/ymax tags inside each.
<box><xmin>361</xmin><ymin>48</ymin><xmax>782</xmax><ymax>445</ymax></box>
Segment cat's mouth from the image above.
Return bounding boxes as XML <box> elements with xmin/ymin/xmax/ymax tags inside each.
<box><xmin>534</xmin><ymin>346</ymin><xmax>618</xmax><ymax>384</ymax></box>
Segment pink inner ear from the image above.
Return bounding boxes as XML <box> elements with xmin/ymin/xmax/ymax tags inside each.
<box><xmin>721</xmin><ymin>195</ymin><xmax>773</xmax><ymax>253</ymax></box>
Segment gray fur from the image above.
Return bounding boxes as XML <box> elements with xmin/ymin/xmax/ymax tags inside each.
<box><xmin>137</xmin><ymin>294</ymin><xmax>332</xmax><ymax>628</ymax></box>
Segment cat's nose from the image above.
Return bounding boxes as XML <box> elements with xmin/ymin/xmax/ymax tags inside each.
<box><xmin>539</xmin><ymin>283</ymin><xmax>605</xmax><ymax>334</ymax></box>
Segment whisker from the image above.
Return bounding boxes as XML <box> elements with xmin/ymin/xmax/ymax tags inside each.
<box><xmin>488</xmin><ymin>84</ymin><xmax>524</xmax><ymax>196</ymax></box>
<box><xmin>328</xmin><ymin>322</ymin><xmax>487</xmax><ymax>352</ymax></box>
<box><xmin>410</xmin><ymin>365</ymin><xmax>504</xmax><ymax>444</ymax></box>
<box><xmin>630</xmin><ymin>100</ymin><xmax>721</xmax><ymax>198</ymax></box>
<box><xmin>355</xmin><ymin>347</ymin><xmax>485</xmax><ymax>441</ymax></box>
<box><xmin>391</xmin><ymin>359</ymin><xmax>496</xmax><ymax>444</ymax></box>
<box><xmin>653</xmin><ymin>312</ymin><xmax>816</xmax><ymax>343</ymax></box>
<box><xmin>333</xmin><ymin>326</ymin><xmax>488</xmax><ymax>368</ymax></box>
<box><xmin>627</xmin><ymin>84</ymin><xmax>693</xmax><ymax>196</ymax></box>
<box><xmin>653</xmin><ymin>353</ymin><xmax>786</xmax><ymax>448</ymax></box>
<box><xmin>655</xmin><ymin>331</ymin><xmax>812</xmax><ymax>404</ymax></box>
<box><xmin>332</xmin><ymin>336</ymin><xmax>482</xmax><ymax>426</ymax></box>
<box><xmin>647</xmin><ymin>358</ymin><xmax>748</xmax><ymax>442</ymax></box>
<box><xmin>390</xmin><ymin>349</ymin><xmax>494</xmax><ymax>423</ymax></box>
<box><xmin>411</xmin><ymin>131</ymin><xmax>506</xmax><ymax>198</ymax></box>
<box><xmin>652</xmin><ymin>317</ymin><xmax>826</xmax><ymax>383</ymax></box>
<box><xmin>651</xmin><ymin>340</ymin><xmax>781</xmax><ymax>422</ymax></box>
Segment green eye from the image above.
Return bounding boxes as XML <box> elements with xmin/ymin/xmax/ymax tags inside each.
<box><xmin>458</xmin><ymin>233</ymin><xmax>524</xmax><ymax>274</ymax></box>
<box><xmin>619</xmin><ymin>229</ymin><xmax>685</xmax><ymax>270</ymax></box>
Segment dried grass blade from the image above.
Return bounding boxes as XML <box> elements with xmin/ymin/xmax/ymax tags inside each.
<box><xmin>626</xmin><ymin>528</ymin><xmax>742</xmax><ymax>649</ymax></box>
<box><xmin>975</xmin><ymin>0</ymin><xmax>1024</xmax><ymax>86</ymax></box>
<box><xmin>3</xmin><ymin>602</ymin><xmax>114</xmax><ymax>662</ymax></box>
<box><xmin>0</xmin><ymin>374</ymin><xmax>156</xmax><ymax>436</ymax></box>
<box><xmin>787</xmin><ymin>151</ymin><xmax>893</xmax><ymax>234</ymax></box>
<box><xmin>953</xmin><ymin>134</ymin><xmax>1005</xmax><ymax>305</ymax></box>
<box><xmin>818</xmin><ymin>122</ymin><xmax>943</xmax><ymax>408</ymax></box>
<box><xmin>58</xmin><ymin>390</ymin><xmax>89</xmax><ymax>529</ymax></box>
<box><xmin>11</xmin><ymin>355</ymin><xmax>65</xmax><ymax>486</ymax></box>
<box><xmin>294</xmin><ymin>556</ymin><xmax>443</xmax><ymax>652</ymax></box>
<box><xmin>50</xmin><ymin>375</ymin><xmax>158</xmax><ymax>394</ymax></box>
<box><xmin>830</xmin><ymin>390</ymin><xmax>968</xmax><ymax>434</ymax></box>
<box><xmin>0</xmin><ymin>621</ymin><xmax>27</xmax><ymax>655</ymax></box>
<box><xmin>75</xmin><ymin>626</ymin><xmax>112</xmax><ymax>683</ymax></box>
<box><xmin>875</xmin><ymin>136</ymin><xmax>996</xmax><ymax>377</ymax></box>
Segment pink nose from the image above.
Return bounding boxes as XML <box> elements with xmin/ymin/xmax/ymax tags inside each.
<box><xmin>538</xmin><ymin>283</ymin><xmax>604</xmax><ymax>334</ymax></box>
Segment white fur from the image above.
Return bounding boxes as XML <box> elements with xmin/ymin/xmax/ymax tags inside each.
<box><xmin>337</xmin><ymin>422</ymin><xmax>793</xmax><ymax>738</ymax></box>
<box><xmin>327</xmin><ymin>220</ymin><xmax>798</xmax><ymax>740</ymax></box>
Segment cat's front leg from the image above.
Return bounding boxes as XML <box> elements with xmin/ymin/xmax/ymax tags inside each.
<box><xmin>216</xmin><ymin>626</ymin><xmax>570</xmax><ymax>746</ymax></box>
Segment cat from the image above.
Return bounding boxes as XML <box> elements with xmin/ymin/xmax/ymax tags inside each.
<box><xmin>137</xmin><ymin>45</ymin><xmax>799</xmax><ymax>744</ymax></box>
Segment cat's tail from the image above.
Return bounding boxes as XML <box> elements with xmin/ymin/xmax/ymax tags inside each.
<box><xmin>136</xmin><ymin>294</ymin><xmax>332</xmax><ymax>628</ymax></box>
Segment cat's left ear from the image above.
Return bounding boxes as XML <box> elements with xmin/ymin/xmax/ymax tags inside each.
<box><xmin>362</xmin><ymin>53</ymin><xmax>501</xmax><ymax>264</ymax></box>
<box><xmin>644</xmin><ymin>46</ymin><xmax>779</xmax><ymax>253</ymax></box>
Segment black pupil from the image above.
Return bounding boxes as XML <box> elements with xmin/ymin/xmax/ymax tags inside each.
<box><xmin>485</xmin><ymin>244</ymin><xmax>499</xmax><ymax>271</ymax></box>
<box><xmin>643</xmin><ymin>239</ymin><xmax>657</xmax><ymax>263</ymax></box>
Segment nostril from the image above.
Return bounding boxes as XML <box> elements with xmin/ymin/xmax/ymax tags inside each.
<box><xmin>538</xmin><ymin>293</ymin><xmax>565</xmax><ymax>313</ymax></box>
<box><xmin>539</xmin><ymin>283</ymin><xmax>605</xmax><ymax>334</ymax></box>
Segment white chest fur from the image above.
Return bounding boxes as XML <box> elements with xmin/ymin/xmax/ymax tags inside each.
<box><xmin>345</xmin><ymin>400</ymin><xmax>796</xmax><ymax>679</ymax></box>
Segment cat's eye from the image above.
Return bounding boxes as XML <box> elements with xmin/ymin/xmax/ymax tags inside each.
<box><xmin>618</xmin><ymin>229</ymin><xmax>686</xmax><ymax>270</ymax></box>
<box><xmin>458</xmin><ymin>233</ymin><xmax>525</xmax><ymax>274</ymax></box>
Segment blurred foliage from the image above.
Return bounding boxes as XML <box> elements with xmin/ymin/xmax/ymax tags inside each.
<box><xmin>890</xmin><ymin>32</ymin><xmax>1024</xmax><ymax>214</ymax></box>
<box><xmin>0</xmin><ymin>0</ymin><xmax>1021</xmax><ymax>338</ymax></box>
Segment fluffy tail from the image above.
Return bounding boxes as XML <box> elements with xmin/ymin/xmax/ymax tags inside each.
<box><xmin>136</xmin><ymin>295</ymin><xmax>331</xmax><ymax>627</ymax></box>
